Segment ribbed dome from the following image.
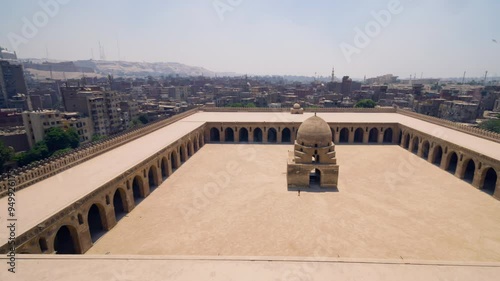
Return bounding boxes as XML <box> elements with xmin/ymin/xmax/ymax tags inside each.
<box><xmin>296</xmin><ymin>115</ymin><xmax>332</xmax><ymax>147</ymax></box>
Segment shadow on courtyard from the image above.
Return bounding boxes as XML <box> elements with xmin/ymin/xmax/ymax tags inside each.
<box><xmin>288</xmin><ymin>186</ymin><xmax>339</xmax><ymax>193</ymax></box>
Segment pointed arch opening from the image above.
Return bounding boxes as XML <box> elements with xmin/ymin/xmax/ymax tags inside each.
<box><xmin>113</xmin><ymin>188</ymin><xmax>127</xmax><ymax>221</ymax></box>
<box><xmin>224</xmin><ymin>128</ymin><xmax>234</xmax><ymax>142</ymax></box>
<box><xmin>132</xmin><ymin>175</ymin><xmax>145</xmax><ymax>204</ymax></box>
<box><xmin>354</xmin><ymin>128</ymin><xmax>364</xmax><ymax>143</ymax></box>
<box><xmin>384</xmin><ymin>128</ymin><xmax>393</xmax><ymax>143</ymax></box>
<box><xmin>282</xmin><ymin>128</ymin><xmax>292</xmax><ymax>143</ymax></box>
<box><xmin>187</xmin><ymin>141</ymin><xmax>193</xmax><ymax>157</ymax></box>
<box><xmin>446</xmin><ymin>152</ymin><xmax>458</xmax><ymax>174</ymax></box>
<box><xmin>170</xmin><ymin>151</ymin><xmax>178</xmax><ymax>171</ymax></box>
<box><xmin>421</xmin><ymin>141</ymin><xmax>430</xmax><ymax>160</ymax></box>
<box><xmin>463</xmin><ymin>159</ymin><xmax>476</xmax><ymax>183</ymax></box>
<box><xmin>412</xmin><ymin>137</ymin><xmax>419</xmax><ymax>154</ymax></box>
<box><xmin>54</xmin><ymin>225</ymin><xmax>80</xmax><ymax>254</ymax></box>
<box><xmin>268</xmin><ymin>128</ymin><xmax>277</xmax><ymax>143</ymax></box>
<box><xmin>432</xmin><ymin>145</ymin><xmax>443</xmax><ymax>166</ymax></box>
<box><xmin>482</xmin><ymin>168</ymin><xmax>498</xmax><ymax>195</ymax></box>
<box><xmin>404</xmin><ymin>134</ymin><xmax>410</xmax><ymax>149</ymax></box>
<box><xmin>339</xmin><ymin>128</ymin><xmax>349</xmax><ymax>143</ymax></box>
<box><xmin>309</xmin><ymin>168</ymin><xmax>321</xmax><ymax>188</ymax></box>
<box><xmin>160</xmin><ymin>157</ymin><xmax>168</xmax><ymax>180</ymax></box>
<box><xmin>368</xmin><ymin>128</ymin><xmax>378</xmax><ymax>143</ymax></box>
<box><xmin>239</xmin><ymin>128</ymin><xmax>249</xmax><ymax>142</ymax></box>
<box><xmin>198</xmin><ymin>135</ymin><xmax>203</xmax><ymax>149</ymax></box>
<box><xmin>210</xmin><ymin>128</ymin><xmax>220</xmax><ymax>142</ymax></box>
<box><xmin>87</xmin><ymin>204</ymin><xmax>106</xmax><ymax>243</ymax></box>
<box><xmin>180</xmin><ymin>146</ymin><xmax>186</xmax><ymax>163</ymax></box>
<box><xmin>148</xmin><ymin>165</ymin><xmax>159</xmax><ymax>192</ymax></box>
<box><xmin>194</xmin><ymin>137</ymin><xmax>199</xmax><ymax>152</ymax></box>
<box><xmin>253</xmin><ymin>128</ymin><xmax>263</xmax><ymax>143</ymax></box>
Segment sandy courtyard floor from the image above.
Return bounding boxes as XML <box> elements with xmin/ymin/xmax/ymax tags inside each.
<box><xmin>87</xmin><ymin>144</ymin><xmax>500</xmax><ymax>261</ymax></box>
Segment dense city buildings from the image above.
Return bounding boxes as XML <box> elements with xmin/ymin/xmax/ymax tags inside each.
<box><xmin>22</xmin><ymin>110</ymin><xmax>93</xmax><ymax>148</ymax></box>
<box><xmin>0</xmin><ymin>59</ymin><xmax>498</xmax><ymax>162</ymax></box>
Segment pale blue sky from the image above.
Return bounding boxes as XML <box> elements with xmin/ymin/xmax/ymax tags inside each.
<box><xmin>1</xmin><ymin>0</ymin><xmax>499</xmax><ymax>78</ymax></box>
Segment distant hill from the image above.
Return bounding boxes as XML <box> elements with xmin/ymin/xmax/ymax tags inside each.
<box><xmin>22</xmin><ymin>59</ymin><xmax>238</xmax><ymax>78</ymax></box>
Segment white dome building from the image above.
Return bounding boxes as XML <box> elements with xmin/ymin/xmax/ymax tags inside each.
<box><xmin>290</xmin><ymin>103</ymin><xmax>304</xmax><ymax>114</ymax></box>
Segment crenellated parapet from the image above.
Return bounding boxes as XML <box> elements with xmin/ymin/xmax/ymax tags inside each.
<box><xmin>397</xmin><ymin>108</ymin><xmax>500</xmax><ymax>143</ymax></box>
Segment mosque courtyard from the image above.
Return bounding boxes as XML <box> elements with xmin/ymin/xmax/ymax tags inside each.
<box><xmin>84</xmin><ymin>144</ymin><xmax>500</xmax><ymax>261</ymax></box>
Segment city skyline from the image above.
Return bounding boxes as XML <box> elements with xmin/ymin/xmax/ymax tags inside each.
<box><xmin>1</xmin><ymin>0</ymin><xmax>499</xmax><ymax>78</ymax></box>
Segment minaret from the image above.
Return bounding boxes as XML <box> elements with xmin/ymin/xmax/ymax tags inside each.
<box><xmin>331</xmin><ymin>67</ymin><xmax>335</xmax><ymax>82</ymax></box>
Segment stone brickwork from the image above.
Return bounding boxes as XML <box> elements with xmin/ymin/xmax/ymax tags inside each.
<box><xmin>287</xmin><ymin>115</ymin><xmax>339</xmax><ymax>189</ymax></box>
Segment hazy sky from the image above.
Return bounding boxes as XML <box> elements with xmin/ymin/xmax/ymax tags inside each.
<box><xmin>1</xmin><ymin>0</ymin><xmax>499</xmax><ymax>78</ymax></box>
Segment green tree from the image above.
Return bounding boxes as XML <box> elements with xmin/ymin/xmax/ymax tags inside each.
<box><xmin>138</xmin><ymin>114</ymin><xmax>149</xmax><ymax>124</ymax></box>
<box><xmin>0</xmin><ymin>141</ymin><xmax>14</xmax><ymax>173</ymax></box>
<box><xmin>66</xmin><ymin>127</ymin><xmax>80</xmax><ymax>149</ymax></box>
<box><xmin>355</xmin><ymin>99</ymin><xmax>377</xmax><ymax>108</ymax></box>
<box><xmin>245</xmin><ymin>102</ymin><xmax>256</xmax><ymax>108</ymax></box>
<box><xmin>44</xmin><ymin>127</ymin><xmax>81</xmax><ymax>152</ymax></box>
<box><xmin>15</xmin><ymin>127</ymin><xmax>81</xmax><ymax>168</ymax></box>
<box><xmin>44</xmin><ymin>127</ymin><xmax>70</xmax><ymax>153</ymax></box>
<box><xmin>16</xmin><ymin>141</ymin><xmax>50</xmax><ymax>167</ymax></box>
<box><xmin>479</xmin><ymin>119</ymin><xmax>500</xmax><ymax>133</ymax></box>
<box><xmin>92</xmin><ymin>134</ymin><xmax>106</xmax><ymax>142</ymax></box>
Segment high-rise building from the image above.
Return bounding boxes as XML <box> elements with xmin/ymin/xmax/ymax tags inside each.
<box><xmin>341</xmin><ymin>76</ymin><xmax>352</xmax><ymax>96</ymax></box>
<box><xmin>0</xmin><ymin>59</ymin><xmax>29</xmax><ymax>108</ymax></box>
<box><xmin>22</xmin><ymin>110</ymin><xmax>93</xmax><ymax>148</ymax></box>
<box><xmin>0</xmin><ymin>49</ymin><xmax>17</xmax><ymax>60</ymax></box>
<box><xmin>61</xmin><ymin>86</ymin><xmax>122</xmax><ymax>136</ymax></box>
